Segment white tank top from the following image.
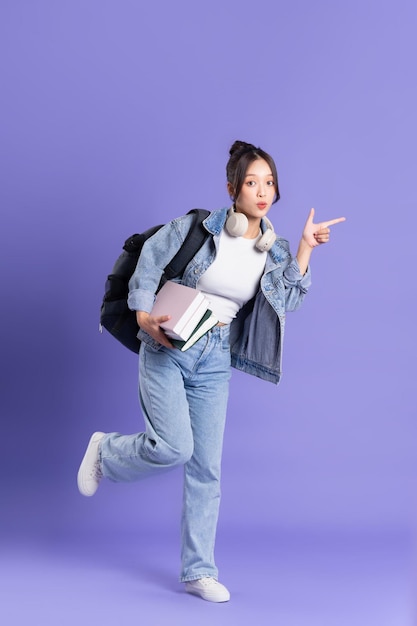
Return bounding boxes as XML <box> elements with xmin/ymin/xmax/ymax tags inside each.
<box><xmin>197</xmin><ymin>228</ymin><xmax>267</xmax><ymax>324</ymax></box>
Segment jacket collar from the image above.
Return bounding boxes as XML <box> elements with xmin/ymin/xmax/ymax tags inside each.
<box><xmin>203</xmin><ymin>207</ymin><xmax>228</xmax><ymax>235</ymax></box>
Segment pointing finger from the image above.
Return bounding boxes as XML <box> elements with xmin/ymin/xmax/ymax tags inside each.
<box><xmin>322</xmin><ymin>217</ymin><xmax>346</xmax><ymax>228</ymax></box>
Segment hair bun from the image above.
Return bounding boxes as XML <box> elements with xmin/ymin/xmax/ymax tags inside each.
<box><xmin>229</xmin><ymin>140</ymin><xmax>256</xmax><ymax>156</ymax></box>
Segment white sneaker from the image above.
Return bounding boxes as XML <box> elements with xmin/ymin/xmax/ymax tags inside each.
<box><xmin>185</xmin><ymin>577</ymin><xmax>230</xmax><ymax>602</ymax></box>
<box><xmin>77</xmin><ymin>432</ymin><xmax>105</xmax><ymax>497</ymax></box>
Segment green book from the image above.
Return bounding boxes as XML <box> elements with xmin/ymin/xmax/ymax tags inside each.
<box><xmin>171</xmin><ymin>309</ymin><xmax>218</xmax><ymax>351</ymax></box>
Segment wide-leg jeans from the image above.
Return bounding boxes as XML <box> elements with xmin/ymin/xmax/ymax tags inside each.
<box><xmin>99</xmin><ymin>325</ymin><xmax>231</xmax><ymax>582</ymax></box>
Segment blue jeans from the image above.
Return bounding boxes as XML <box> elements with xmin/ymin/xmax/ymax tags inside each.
<box><xmin>99</xmin><ymin>325</ymin><xmax>231</xmax><ymax>582</ymax></box>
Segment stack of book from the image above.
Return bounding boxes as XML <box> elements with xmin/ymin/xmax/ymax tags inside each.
<box><xmin>151</xmin><ymin>281</ymin><xmax>218</xmax><ymax>351</ymax></box>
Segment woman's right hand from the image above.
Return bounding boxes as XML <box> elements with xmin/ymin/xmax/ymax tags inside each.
<box><xmin>136</xmin><ymin>311</ymin><xmax>174</xmax><ymax>348</ymax></box>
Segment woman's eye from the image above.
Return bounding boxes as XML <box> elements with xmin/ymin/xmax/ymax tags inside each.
<box><xmin>246</xmin><ymin>180</ymin><xmax>256</xmax><ymax>186</ymax></box>
<box><xmin>267</xmin><ymin>180</ymin><xmax>275</xmax><ymax>186</ymax></box>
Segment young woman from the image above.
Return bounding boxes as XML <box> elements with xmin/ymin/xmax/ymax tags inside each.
<box><xmin>77</xmin><ymin>141</ymin><xmax>345</xmax><ymax>602</ymax></box>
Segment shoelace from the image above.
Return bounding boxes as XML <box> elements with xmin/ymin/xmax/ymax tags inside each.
<box><xmin>197</xmin><ymin>577</ymin><xmax>218</xmax><ymax>587</ymax></box>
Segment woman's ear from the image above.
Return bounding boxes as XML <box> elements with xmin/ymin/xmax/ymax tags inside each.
<box><xmin>226</xmin><ymin>181</ymin><xmax>235</xmax><ymax>200</ymax></box>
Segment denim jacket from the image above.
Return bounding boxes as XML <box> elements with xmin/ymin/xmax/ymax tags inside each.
<box><xmin>128</xmin><ymin>208</ymin><xmax>311</xmax><ymax>384</ymax></box>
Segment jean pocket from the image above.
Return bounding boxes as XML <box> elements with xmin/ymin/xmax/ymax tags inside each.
<box><xmin>220</xmin><ymin>327</ymin><xmax>231</xmax><ymax>352</ymax></box>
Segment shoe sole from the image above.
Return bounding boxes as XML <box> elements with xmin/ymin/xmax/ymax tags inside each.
<box><xmin>185</xmin><ymin>584</ymin><xmax>230</xmax><ymax>603</ymax></box>
<box><xmin>77</xmin><ymin>431</ymin><xmax>105</xmax><ymax>497</ymax></box>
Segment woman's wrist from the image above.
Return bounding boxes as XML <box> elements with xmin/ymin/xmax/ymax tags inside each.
<box><xmin>296</xmin><ymin>239</ymin><xmax>314</xmax><ymax>275</ymax></box>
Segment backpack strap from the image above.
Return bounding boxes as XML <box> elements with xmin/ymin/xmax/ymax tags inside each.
<box><xmin>164</xmin><ymin>209</ymin><xmax>211</xmax><ymax>279</ymax></box>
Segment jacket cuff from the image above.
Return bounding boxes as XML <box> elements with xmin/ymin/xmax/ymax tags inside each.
<box><xmin>284</xmin><ymin>258</ymin><xmax>312</xmax><ymax>290</ymax></box>
<box><xmin>127</xmin><ymin>289</ymin><xmax>156</xmax><ymax>313</ymax></box>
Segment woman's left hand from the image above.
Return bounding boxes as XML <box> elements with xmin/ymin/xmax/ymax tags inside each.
<box><xmin>302</xmin><ymin>208</ymin><xmax>346</xmax><ymax>248</ymax></box>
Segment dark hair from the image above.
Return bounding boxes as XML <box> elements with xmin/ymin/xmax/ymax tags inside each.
<box><xmin>226</xmin><ymin>140</ymin><xmax>280</xmax><ymax>203</ymax></box>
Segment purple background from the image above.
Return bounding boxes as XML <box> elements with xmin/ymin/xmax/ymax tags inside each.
<box><xmin>1</xmin><ymin>1</ymin><xmax>415</xmax><ymax>624</ymax></box>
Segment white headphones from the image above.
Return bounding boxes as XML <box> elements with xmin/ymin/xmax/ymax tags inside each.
<box><xmin>225</xmin><ymin>207</ymin><xmax>277</xmax><ymax>252</ymax></box>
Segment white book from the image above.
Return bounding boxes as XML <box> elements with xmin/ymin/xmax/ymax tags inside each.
<box><xmin>151</xmin><ymin>281</ymin><xmax>209</xmax><ymax>341</ymax></box>
<box><xmin>171</xmin><ymin>310</ymin><xmax>218</xmax><ymax>351</ymax></box>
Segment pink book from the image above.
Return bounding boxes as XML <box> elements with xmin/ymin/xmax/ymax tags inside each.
<box><xmin>151</xmin><ymin>281</ymin><xmax>209</xmax><ymax>341</ymax></box>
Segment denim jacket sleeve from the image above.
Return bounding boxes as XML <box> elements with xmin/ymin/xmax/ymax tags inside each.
<box><xmin>282</xmin><ymin>257</ymin><xmax>311</xmax><ymax>311</ymax></box>
<box><xmin>127</xmin><ymin>213</ymin><xmax>195</xmax><ymax>312</ymax></box>
<box><xmin>267</xmin><ymin>236</ymin><xmax>312</xmax><ymax>313</ymax></box>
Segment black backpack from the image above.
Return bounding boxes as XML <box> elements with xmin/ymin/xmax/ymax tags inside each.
<box><xmin>99</xmin><ymin>208</ymin><xmax>211</xmax><ymax>353</ymax></box>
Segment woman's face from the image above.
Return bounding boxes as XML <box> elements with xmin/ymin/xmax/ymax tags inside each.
<box><xmin>234</xmin><ymin>158</ymin><xmax>276</xmax><ymax>221</ymax></box>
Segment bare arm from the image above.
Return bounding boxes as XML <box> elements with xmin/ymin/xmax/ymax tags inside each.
<box><xmin>296</xmin><ymin>208</ymin><xmax>346</xmax><ymax>275</ymax></box>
